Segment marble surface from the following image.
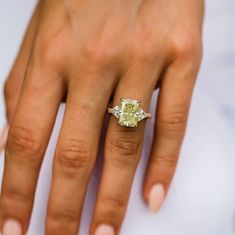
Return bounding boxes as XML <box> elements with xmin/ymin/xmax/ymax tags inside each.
<box><xmin>0</xmin><ymin>0</ymin><xmax>235</xmax><ymax>235</ymax></box>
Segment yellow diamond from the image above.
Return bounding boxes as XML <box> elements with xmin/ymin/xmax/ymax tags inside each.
<box><xmin>118</xmin><ymin>99</ymin><xmax>140</xmax><ymax>127</ymax></box>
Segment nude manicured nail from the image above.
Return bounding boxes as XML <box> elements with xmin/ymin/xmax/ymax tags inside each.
<box><xmin>148</xmin><ymin>184</ymin><xmax>165</xmax><ymax>212</ymax></box>
<box><xmin>2</xmin><ymin>219</ymin><xmax>22</xmax><ymax>235</ymax></box>
<box><xmin>0</xmin><ymin>124</ymin><xmax>9</xmax><ymax>151</ymax></box>
<box><xmin>95</xmin><ymin>224</ymin><xmax>115</xmax><ymax>235</ymax></box>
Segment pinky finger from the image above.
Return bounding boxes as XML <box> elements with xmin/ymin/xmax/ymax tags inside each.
<box><xmin>144</xmin><ymin>60</ymin><xmax>198</xmax><ymax>212</ymax></box>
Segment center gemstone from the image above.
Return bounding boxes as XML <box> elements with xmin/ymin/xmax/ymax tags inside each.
<box><xmin>118</xmin><ymin>98</ymin><xmax>140</xmax><ymax>127</ymax></box>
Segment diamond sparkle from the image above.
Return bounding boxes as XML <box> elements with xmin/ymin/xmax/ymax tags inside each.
<box><xmin>109</xmin><ymin>98</ymin><xmax>150</xmax><ymax>127</ymax></box>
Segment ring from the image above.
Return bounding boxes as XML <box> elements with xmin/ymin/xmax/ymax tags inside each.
<box><xmin>108</xmin><ymin>98</ymin><xmax>152</xmax><ymax>128</ymax></box>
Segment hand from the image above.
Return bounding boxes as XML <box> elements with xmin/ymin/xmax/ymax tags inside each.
<box><xmin>0</xmin><ymin>0</ymin><xmax>204</xmax><ymax>234</ymax></box>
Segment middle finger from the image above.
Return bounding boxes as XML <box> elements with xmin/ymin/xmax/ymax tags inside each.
<box><xmin>45</xmin><ymin>71</ymin><xmax>115</xmax><ymax>235</ymax></box>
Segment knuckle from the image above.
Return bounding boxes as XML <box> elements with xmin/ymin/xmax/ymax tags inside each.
<box><xmin>100</xmin><ymin>195</ymin><xmax>126</xmax><ymax>212</ymax></box>
<box><xmin>7</xmin><ymin>126</ymin><xmax>42</xmax><ymax>156</ymax></box>
<box><xmin>34</xmin><ymin>39</ymin><xmax>56</xmax><ymax>66</ymax></box>
<box><xmin>56</xmin><ymin>138</ymin><xmax>92</xmax><ymax>169</ymax></box>
<box><xmin>32</xmin><ymin>31</ymin><xmax>67</xmax><ymax>69</ymax></box>
<box><xmin>3</xmin><ymin>77</ymin><xmax>20</xmax><ymax>103</ymax></box>
<box><xmin>109</xmin><ymin>136</ymin><xmax>141</xmax><ymax>156</ymax></box>
<box><xmin>47</xmin><ymin>207</ymin><xmax>78</xmax><ymax>224</ymax></box>
<box><xmin>151</xmin><ymin>155</ymin><xmax>178</xmax><ymax>186</ymax></box>
<box><xmin>3</xmin><ymin>79</ymin><xmax>14</xmax><ymax>101</ymax></box>
<box><xmin>1</xmin><ymin>186</ymin><xmax>30</xmax><ymax>210</ymax></box>
<box><xmin>46</xmin><ymin>208</ymin><xmax>78</xmax><ymax>233</ymax></box>
<box><xmin>170</xmin><ymin>31</ymin><xmax>202</xmax><ymax>61</ymax></box>
<box><xmin>107</xmin><ymin>136</ymin><xmax>141</xmax><ymax>166</ymax></box>
<box><xmin>84</xmin><ymin>38</ymin><xmax>116</xmax><ymax>68</ymax></box>
<box><xmin>152</xmin><ymin>154</ymin><xmax>178</xmax><ymax>169</ymax></box>
<box><xmin>157</xmin><ymin>106</ymin><xmax>188</xmax><ymax>136</ymax></box>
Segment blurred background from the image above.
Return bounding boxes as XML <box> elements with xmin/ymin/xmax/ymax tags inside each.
<box><xmin>0</xmin><ymin>0</ymin><xmax>235</xmax><ymax>235</ymax></box>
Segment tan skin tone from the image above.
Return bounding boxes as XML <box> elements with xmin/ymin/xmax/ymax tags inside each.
<box><xmin>0</xmin><ymin>0</ymin><xmax>204</xmax><ymax>234</ymax></box>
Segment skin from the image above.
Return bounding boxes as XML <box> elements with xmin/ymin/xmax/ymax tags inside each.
<box><xmin>0</xmin><ymin>0</ymin><xmax>204</xmax><ymax>234</ymax></box>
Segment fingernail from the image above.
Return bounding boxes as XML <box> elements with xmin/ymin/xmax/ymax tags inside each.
<box><xmin>148</xmin><ymin>184</ymin><xmax>165</xmax><ymax>212</ymax></box>
<box><xmin>2</xmin><ymin>219</ymin><xmax>22</xmax><ymax>235</ymax></box>
<box><xmin>95</xmin><ymin>224</ymin><xmax>115</xmax><ymax>235</ymax></box>
<box><xmin>0</xmin><ymin>124</ymin><xmax>9</xmax><ymax>151</ymax></box>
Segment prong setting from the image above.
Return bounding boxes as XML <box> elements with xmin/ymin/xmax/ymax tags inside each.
<box><xmin>108</xmin><ymin>98</ymin><xmax>151</xmax><ymax>128</ymax></box>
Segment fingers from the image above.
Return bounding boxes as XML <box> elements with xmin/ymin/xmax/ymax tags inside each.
<box><xmin>4</xmin><ymin>2</ymin><xmax>41</xmax><ymax>122</ymax></box>
<box><xmin>91</xmin><ymin>66</ymin><xmax>158</xmax><ymax>235</ymax></box>
<box><xmin>0</xmin><ymin>64</ymin><xmax>63</xmax><ymax>234</ymax></box>
<box><xmin>45</xmin><ymin>75</ymin><xmax>114</xmax><ymax>235</ymax></box>
<box><xmin>144</xmin><ymin>60</ymin><xmax>199</xmax><ymax>212</ymax></box>
<box><xmin>0</xmin><ymin>3</ymin><xmax>41</xmax><ymax>152</ymax></box>
<box><xmin>0</xmin><ymin>125</ymin><xmax>9</xmax><ymax>152</ymax></box>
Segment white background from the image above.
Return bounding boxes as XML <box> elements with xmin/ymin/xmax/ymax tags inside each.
<box><xmin>0</xmin><ymin>0</ymin><xmax>235</xmax><ymax>235</ymax></box>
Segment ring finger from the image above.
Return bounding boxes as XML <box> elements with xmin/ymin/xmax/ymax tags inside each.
<box><xmin>91</xmin><ymin>63</ymin><xmax>161</xmax><ymax>235</ymax></box>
